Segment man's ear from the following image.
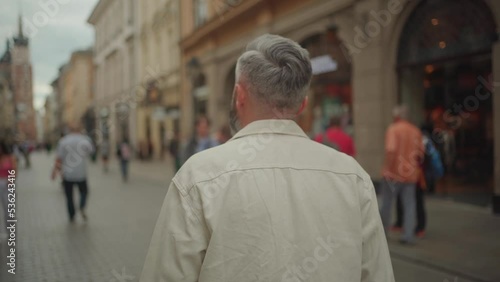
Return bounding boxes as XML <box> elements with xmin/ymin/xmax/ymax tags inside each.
<box><xmin>296</xmin><ymin>96</ymin><xmax>309</xmax><ymax>115</ymax></box>
<box><xmin>235</xmin><ymin>83</ymin><xmax>248</xmax><ymax>110</ymax></box>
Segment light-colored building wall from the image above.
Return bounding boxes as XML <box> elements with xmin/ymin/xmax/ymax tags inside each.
<box><xmin>74</xmin><ymin>51</ymin><xmax>93</xmax><ymax>124</ymax></box>
<box><xmin>89</xmin><ymin>0</ymin><xmax>139</xmax><ymax>155</ymax></box>
<box><xmin>137</xmin><ymin>0</ymin><xmax>181</xmax><ymax>159</ymax></box>
<box><xmin>49</xmin><ymin>75</ymin><xmax>64</xmax><ymax>140</ymax></box>
<box><xmin>59</xmin><ymin>50</ymin><xmax>94</xmax><ymax>126</ymax></box>
<box><xmin>42</xmin><ymin>93</ymin><xmax>59</xmax><ymax>145</ymax></box>
<box><xmin>60</xmin><ymin>64</ymin><xmax>72</xmax><ymax>125</ymax></box>
<box><xmin>35</xmin><ymin>110</ymin><xmax>44</xmax><ymax>143</ymax></box>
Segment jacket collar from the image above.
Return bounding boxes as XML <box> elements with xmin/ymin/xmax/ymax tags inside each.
<box><xmin>229</xmin><ymin>119</ymin><xmax>309</xmax><ymax>141</ymax></box>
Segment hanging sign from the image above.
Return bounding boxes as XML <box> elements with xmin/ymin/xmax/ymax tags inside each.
<box><xmin>311</xmin><ymin>55</ymin><xmax>338</xmax><ymax>75</ymax></box>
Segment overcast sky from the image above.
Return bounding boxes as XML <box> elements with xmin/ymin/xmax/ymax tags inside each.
<box><xmin>0</xmin><ymin>0</ymin><xmax>99</xmax><ymax>110</ymax></box>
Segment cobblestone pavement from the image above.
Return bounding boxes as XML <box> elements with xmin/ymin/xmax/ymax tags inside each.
<box><xmin>0</xmin><ymin>152</ymin><xmax>498</xmax><ymax>281</ymax></box>
<box><xmin>388</xmin><ymin>196</ymin><xmax>500</xmax><ymax>282</ymax></box>
<box><xmin>0</xmin><ymin>153</ymin><xmax>172</xmax><ymax>282</ymax></box>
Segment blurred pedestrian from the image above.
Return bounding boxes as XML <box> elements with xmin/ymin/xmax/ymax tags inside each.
<box><xmin>393</xmin><ymin>126</ymin><xmax>444</xmax><ymax>238</ymax></box>
<box><xmin>380</xmin><ymin>105</ymin><xmax>424</xmax><ymax>244</ymax></box>
<box><xmin>90</xmin><ymin>140</ymin><xmax>98</xmax><ymax>163</ymax></box>
<box><xmin>138</xmin><ymin>140</ymin><xmax>146</xmax><ymax>160</ymax></box>
<box><xmin>117</xmin><ymin>140</ymin><xmax>131</xmax><ymax>182</ymax></box>
<box><xmin>100</xmin><ymin>141</ymin><xmax>110</xmax><ymax>173</ymax></box>
<box><xmin>314</xmin><ymin>116</ymin><xmax>356</xmax><ymax>157</ymax></box>
<box><xmin>20</xmin><ymin>141</ymin><xmax>31</xmax><ymax>169</ymax></box>
<box><xmin>0</xmin><ymin>141</ymin><xmax>16</xmax><ymax>241</ymax></box>
<box><xmin>45</xmin><ymin>142</ymin><xmax>52</xmax><ymax>154</ymax></box>
<box><xmin>168</xmin><ymin>131</ymin><xmax>181</xmax><ymax>172</ymax></box>
<box><xmin>51</xmin><ymin>123</ymin><xmax>94</xmax><ymax>222</ymax></box>
<box><xmin>216</xmin><ymin>124</ymin><xmax>232</xmax><ymax>144</ymax></box>
<box><xmin>182</xmin><ymin>115</ymin><xmax>218</xmax><ymax>163</ymax></box>
<box><xmin>147</xmin><ymin>140</ymin><xmax>154</xmax><ymax>160</ymax></box>
<box><xmin>141</xmin><ymin>34</ymin><xmax>394</xmax><ymax>282</ymax></box>
<box><xmin>12</xmin><ymin>144</ymin><xmax>21</xmax><ymax>165</ymax></box>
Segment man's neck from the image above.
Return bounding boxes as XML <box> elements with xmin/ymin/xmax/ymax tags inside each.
<box><xmin>240</xmin><ymin>109</ymin><xmax>297</xmax><ymax>128</ymax></box>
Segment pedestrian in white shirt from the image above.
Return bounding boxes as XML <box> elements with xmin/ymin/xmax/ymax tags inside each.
<box><xmin>140</xmin><ymin>34</ymin><xmax>394</xmax><ymax>282</ymax></box>
<box><xmin>51</xmin><ymin>123</ymin><xmax>94</xmax><ymax>222</ymax></box>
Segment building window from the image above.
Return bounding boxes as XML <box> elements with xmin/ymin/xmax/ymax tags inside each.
<box><xmin>194</xmin><ymin>0</ymin><xmax>208</xmax><ymax>28</ymax></box>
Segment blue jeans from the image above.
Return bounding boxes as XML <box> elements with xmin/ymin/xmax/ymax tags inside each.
<box><xmin>120</xmin><ymin>160</ymin><xmax>129</xmax><ymax>181</ymax></box>
<box><xmin>380</xmin><ymin>179</ymin><xmax>416</xmax><ymax>242</ymax></box>
<box><xmin>63</xmin><ymin>179</ymin><xmax>88</xmax><ymax>220</ymax></box>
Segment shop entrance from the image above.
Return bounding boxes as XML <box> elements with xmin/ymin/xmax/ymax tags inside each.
<box><xmin>398</xmin><ymin>0</ymin><xmax>498</xmax><ymax>195</ymax></box>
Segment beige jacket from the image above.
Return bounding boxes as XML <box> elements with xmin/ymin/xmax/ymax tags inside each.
<box><xmin>140</xmin><ymin>119</ymin><xmax>394</xmax><ymax>282</ymax></box>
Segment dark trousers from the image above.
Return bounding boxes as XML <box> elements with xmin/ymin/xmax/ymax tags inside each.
<box><xmin>120</xmin><ymin>160</ymin><xmax>129</xmax><ymax>181</ymax></box>
<box><xmin>63</xmin><ymin>180</ymin><xmax>88</xmax><ymax>220</ymax></box>
<box><xmin>395</xmin><ymin>187</ymin><xmax>426</xmax><ymax>232</ymax></box>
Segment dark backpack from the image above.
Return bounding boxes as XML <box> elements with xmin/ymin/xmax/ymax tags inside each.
<box><xmin>424</xmin><ymin>137</ymin><xmax>444</xmax><ymax>179</ymax></box>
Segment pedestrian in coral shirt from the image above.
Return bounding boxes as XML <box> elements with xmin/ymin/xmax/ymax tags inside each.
<box><xmin>380</xmin><ymin>105</ymin><xmax>424</xmax><ymax>244</ymax></box>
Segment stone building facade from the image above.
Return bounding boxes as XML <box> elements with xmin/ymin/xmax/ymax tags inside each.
<box><xmin>179</xmin><ymin>0</ymin><xmax>500</xmax><ymax>213</ymax></box>
<box><xmin>58</xmin><ymin>50</ymin><xmax>94</xmax><ymax>126</ymax></box>
<box><xmin>88</xmin><ymin>0</ymin><xmax>140</xmax><ymax>154</ymax></box>
<box><xmin>136</xmin><ymin>0</ymin><xmax>181</xmax><ymax>160</ymax></box>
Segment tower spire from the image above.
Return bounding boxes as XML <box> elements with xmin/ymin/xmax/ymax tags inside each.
<box><xmin>18</xmin><ymin>0</ymin><xmax>24</xmax><ymax>38</ymax></box>
<box><xmin>14</xmin><ymin>1</ymin><xmax>28</xmax><ymax>46</ymax></box>
<box><xmin>18</xmin><ymin>15</ymin><xmax>24</xmax><ymax>38</ymax></box>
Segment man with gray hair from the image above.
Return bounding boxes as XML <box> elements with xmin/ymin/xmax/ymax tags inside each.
<box><xmin>140</xmin><ymin>34</ymin><xmax>394</xmax><ymax>282</ymax></box>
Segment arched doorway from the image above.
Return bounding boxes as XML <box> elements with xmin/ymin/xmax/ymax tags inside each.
<box><xmin>398</xmin><ymin>0</ymin><xmax>498</xmax><ymax>194</ymax></box>
<box><xmin>300</xmin><ymin>27</ymin><xmax>353</xmax><ymax>137</ymax></box>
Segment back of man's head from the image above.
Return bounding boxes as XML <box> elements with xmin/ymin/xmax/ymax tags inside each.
<box><xmin>68</xmin><ymin>122</ymin><xmax>82</xmax><ymax>133</ymax></box>
<box><xmin>392</xmin><ymin>105</ymin><xmax>409</xmax><ymax>120</ymax></box>
<box><xmin>235</xmin><ymin>34</ymin><xmax>312</xmax><ymax>112</ymax></box>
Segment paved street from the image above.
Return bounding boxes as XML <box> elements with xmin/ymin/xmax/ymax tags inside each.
<box><xmin>0</xmin><ymin>152</ymin><xmax>499</xmax><ymax>282</ymax></box>
<box><xmin>388</xmin><ymin>197</ymin><xmax>500</xmax><ymax>282</ymax></box>
<box><xmin>0</xmin><ymin>153</ymin><xmax>173</xmax><ymax>282</ymax></box>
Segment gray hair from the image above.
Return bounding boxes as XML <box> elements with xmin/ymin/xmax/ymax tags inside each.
<box><xmin>235</xmin><ymin>34</ymin><xmax>312</xmax><ymax>110</ymax></box>
<box><xmin>393</xmin><ymin>105</ymin><xmax>408</xmax><ymax>119</ymax></box>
